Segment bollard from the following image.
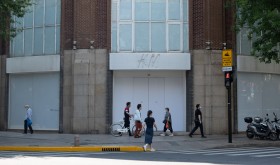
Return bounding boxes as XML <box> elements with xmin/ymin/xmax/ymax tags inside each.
<box><xmin>74</xmin><ymin>135</ymin><xmax>80</xmax><ymax>147</ymax></box>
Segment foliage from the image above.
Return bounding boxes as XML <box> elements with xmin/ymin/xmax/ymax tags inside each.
<box><xmin>0</xmin><ymin>0</ymin><xmax>32</xmax><ymax>41</ymax></box>
<box><xmin>234</xmin><ymin>0</ymin><xmax>280</xmax><ymax>63</ymax></box>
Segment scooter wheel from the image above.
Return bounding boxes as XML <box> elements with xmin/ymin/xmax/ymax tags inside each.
<box><xmin>269</xmin><ymin>132</ymin><xmax>278</xmax><ymax>141</ymax></box>
<box><xmin>246</xmin><ymin>130</ymin><xmax>254</xmax><ymax>139</ymax></box>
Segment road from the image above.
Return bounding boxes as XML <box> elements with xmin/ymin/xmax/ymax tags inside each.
<box><xmin>0</xmin><ymin>147</ymin><xmax>279</xmax><ymax>165</ymax></box>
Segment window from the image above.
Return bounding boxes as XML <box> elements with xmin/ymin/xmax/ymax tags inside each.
<box><xmin>10</xmin><ymin>0</ymin><xmax>61</xmax><ymax>57</ymax></box>
<box><xmin>111</xmin><ymin>0</ymin><xmax>189</xmax><ymax>53</ymax></box>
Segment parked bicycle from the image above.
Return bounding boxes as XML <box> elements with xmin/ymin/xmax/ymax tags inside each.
<box><xmin>110</xmin><ymin>119</ymin><xmax>145</xmax><ymax>137</ymax></box>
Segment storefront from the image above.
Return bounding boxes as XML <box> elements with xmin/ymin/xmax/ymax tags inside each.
<box><xmin>110</xmin><ymin>53</ymin><xmax>190</xmax><ymax>131</ymax></box>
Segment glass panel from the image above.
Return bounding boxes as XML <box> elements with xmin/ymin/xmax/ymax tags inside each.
<box><xmin>120</xmin><ymin>0</ymin><xmax>132</xmax><ymax>20</ymax></box>
<box><xmin>15</xmin><ymin>17</ymin><xmax>23</xmax><ymax>29</ymax></box>
<box><xmin>24</xmin><ymin>6</ymin><xmax>33</xmax><ymax>28</ymax></box>
<box><xmin>56</xmin><ymin>26</ymin><xmax>60</xmax><ymax>54</ymax></box>
<box><xmin>56</xmin><ymin>0</ymin><xmax>61</xmax><ymax>24</ymax></box>
<box><xmin>183</xmin><ymin>0</ymin><xmax>188</xmax><ymax>22</ymax></box>
<box><xmin>34</xmin><ymin>28</ymin><xmax>43</xmax><ymax>55</ymax></box>
<box><xmin>151</xmin><ymin>0</ymin><xmax>166</xmax><ymax>21</ymax></box>
<box><xmin>169</xmin><ymin>24</ymin><xmax>180</xmax><ymax>51</ymax></box>
<box><xmin>241</xmin><ymin>28</ymin><xmax>252</xmax><ymax>55</ymax></box>
<box><xmin>119</xmin><ymin>24</ymin><xmax>132</xmax><ymax>51</ymax></box>
<box><xmin>151</xmin><ymin>23</ymin><xmax>166</xmax><ymax>52</ymax></box>
<box><xmin>111</xmin><ymin>23</ymin><xmax>117</xmax><ymax>52</ymax></box>
<box><xmin>183</xmin><ymin>23</ymin><xmax>189</xmax><ymax>52</ymax></box>
<box><xmin>168</xmin><ymin>0</ymin><xmax>180</xmax><ymax>20</ymax></box>
<box><xmin>45</xmin><ymin>0</ymin><xmax>56</xmax><ymax>25</ymax></box>
<box><xmin>135</xmin><ymin>0</ymin><xmax>150</xmax><ymax>21</ymax></box>
<box><xmin>135</xmin><ymin>23</ymin><xmax>149</xmax><ymax>52</ymax></box>
<box><xmin>34</xmin><ymin>0</ymin><xmax>44</xmax><ymax>27</ymax></box>
<box><xmin>14</xmin><ymin>31</ymin><xmax>24</xmax><ymax>56</ymax></box>
<box><xmin>45</xmin><ymin>27</ymin><xmax>56</xmax><ymax>54</ymax></box>
<box><xmin>24</xmin><ymin>29</ymin><xmax>33</xmax><ymax>55</ymax></box>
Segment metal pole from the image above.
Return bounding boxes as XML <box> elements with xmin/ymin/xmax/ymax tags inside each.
<box><xmin>228</xmin><ymin>84</ymin><xmax>232</xmax><ymax>143</ymax></box>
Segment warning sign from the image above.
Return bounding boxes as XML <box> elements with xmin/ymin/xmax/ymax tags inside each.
<box><xmin>222</xmin><ymin>49</ymin><xmax>232</xmax><ymax>67</ymax></box>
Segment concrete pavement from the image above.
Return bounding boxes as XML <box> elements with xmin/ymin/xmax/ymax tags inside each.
<box><xmin>1</xmin><ymin>131</ymin><xmax>280</xmax><ymax>152</ymax></box>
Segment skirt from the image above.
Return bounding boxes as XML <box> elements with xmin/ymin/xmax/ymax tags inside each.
<box><xmin>145</xmin><ymin>127</ymin><xmax>154</xmax><ymax>144</ymax></box>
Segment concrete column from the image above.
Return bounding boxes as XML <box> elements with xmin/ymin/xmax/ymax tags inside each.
<box><xmin>63</xmin><ymin>49</ymin><xmax>107</xmax><ymax>133</ymax></box>
<box><xmin>192</xmin><ymin>50</ymin><xmax>227</xmax><ymax>134</ymax></box>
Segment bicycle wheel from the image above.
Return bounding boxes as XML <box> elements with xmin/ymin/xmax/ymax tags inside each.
<box><xmin>110</xmin><ymin>124</ymin><xmax>123</xmax><ymax>137</ymax></box>
<box><xmin>131</xmin><ymin>125</ymin><xmax>136</xmax><ymax>136</ymax></box>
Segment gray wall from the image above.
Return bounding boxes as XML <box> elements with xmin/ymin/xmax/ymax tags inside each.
<box><xmin>63</xmin><ymin>49</ymin><xmax>108</xmax><ymax>133</ymax></box>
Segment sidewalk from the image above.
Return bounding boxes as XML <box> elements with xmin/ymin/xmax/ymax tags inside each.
<box><xmin>1</xmin><ymin>131</ymin><xmax>280</xmax><ymax>152</ymax></box>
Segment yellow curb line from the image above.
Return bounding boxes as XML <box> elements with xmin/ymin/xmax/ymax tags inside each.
<box><xmin>0</xmin><ymin>146</ymin><xmax>144</xmax><ymax>152</ymax></box>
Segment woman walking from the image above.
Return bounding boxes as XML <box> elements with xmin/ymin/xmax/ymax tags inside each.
<box><xmin>143</xmin><ymin>110</ymin><xmax>157</xmax><ymax>152</ymax></box>
<box><xmin>160</xmin><ymin>107</ymin><xmax>174</xmax><ymax>136</ymax></box>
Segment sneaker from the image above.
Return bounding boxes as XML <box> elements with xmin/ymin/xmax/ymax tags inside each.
<box><xmin>143</xmin><ymin>144</ymin><xmax>147</xmax><ymax>152</ymax></box>
<box><xmin>189</xmin><ymin>134</ymin><xmax>192</xmax><ymax>138</ymax></box>
<box><xmin>169</xmin><ymin>133</ymin><xmax>174</xmax><ymax>136</ymax></box>
<box><xmin>160</xmin><ymin>133</ymin><xmax>166</xmax><ymax>136</ymax></box>
<box><xmin>201</xmin><ymin>136</ymin><xmax>207</xmax><ymax>138</ymax></box>
<box><xmin>150</xmin><ymin>148</ymin><xmax>156</xmax><ymax>152</ymax></box>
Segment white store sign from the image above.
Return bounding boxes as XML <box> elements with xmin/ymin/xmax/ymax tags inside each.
<box><xmin>110</xmin><ymin>53</ymin><xmax>191</xmax><ymax>70</ymax></box>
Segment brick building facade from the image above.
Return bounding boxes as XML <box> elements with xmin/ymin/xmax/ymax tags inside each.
<box><xmin>3</xmin><ymin>0</ymin><xmax>276</xmax><ymax>135</ymax></box>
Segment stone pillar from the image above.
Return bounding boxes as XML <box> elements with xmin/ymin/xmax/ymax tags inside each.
<box><xmin>0</xmin><ymin>55</ymin><xmax>8</xmax><ymax>130</ymax></box>
<box><xmin>63</xmin><ymin>49</ymin><xmax>107</xmax><ymax>134</ymax></box>
<box><xmin>192</xmin><ymin>50</ymin><xmax>228</xmax><ymax>134</ymax></box>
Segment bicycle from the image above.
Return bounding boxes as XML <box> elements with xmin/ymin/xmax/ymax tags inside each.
<box><xmin>110</xmin><ymin>119</ymin><xmax>145</xmax><ymax>137</ymax></box>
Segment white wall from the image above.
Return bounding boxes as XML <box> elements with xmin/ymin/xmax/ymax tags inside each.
<box><xmin>238</xmin><ymin>72</ymin><xmax>280</xmax><ymax>131</ymax></box>
<box><xmin>113</xmin><ymin>71</ymin><xmax>186</xmax><ymax>131</ymax></box>
<box><xmin>9</xmin><ymin>73</ymin><xmax>60</xmax><ymax>130</ymax></box>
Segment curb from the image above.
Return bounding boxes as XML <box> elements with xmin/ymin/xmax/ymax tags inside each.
<box><xmin>0</xmin><ymin>146</ymin><xmax>144</xmax><ymax>152</ymax></box>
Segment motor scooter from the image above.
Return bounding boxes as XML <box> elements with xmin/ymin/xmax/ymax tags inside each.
<box><xmin>244</xmin><ymin>114</ymin><xmax>278</xmax><ymax>141</ymax></box>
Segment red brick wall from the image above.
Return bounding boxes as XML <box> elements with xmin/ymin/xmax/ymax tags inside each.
<box><xmin>61</xmin><ymin>0</ymin><xmax>111</xmax><ymax>50</ymax></box>
<box><xmin>190</xmin><ymin>0</ymin><xmax>235</xmax><ymax>50</ymax></box>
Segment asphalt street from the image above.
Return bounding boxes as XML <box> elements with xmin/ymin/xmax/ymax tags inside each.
<box><xmin>0</xmin><ymin>147</ymin><xmax>279</xmax><ymax>165</ymax></box>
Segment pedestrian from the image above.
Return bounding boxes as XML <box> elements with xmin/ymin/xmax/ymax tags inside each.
<box><xmin>124</xmin><ymin>102</ymin><xmax>133</xmax><ymax>136</ymax></box>
<box><xmin>189</xmin><ymin>104</ymin><xmax>206</xmax><ymax>138</ymax></box>
<box><xmin>134</xmin><ymin>104</ymin><xmax>142</xmax><ymax>138</ymax></box>
<box><xmin>143</xmin><ymin>110</ymin><xmax>157</xmax><ymax>152</ymax></box>
<box><xmin>160</xmin><ymin>107</ymin><xmax>174</xmax><ymax>136</ymax></box>
<box><xmin>24</xmin><ymin>105</ymin><xmax>33</xmax><ymax>134</ymax></box>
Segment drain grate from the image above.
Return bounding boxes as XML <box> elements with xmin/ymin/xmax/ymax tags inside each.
<box><xmin>101</xmin><ymin>147</ymin><xmax>121</xmax><ymax>152</ymax></box>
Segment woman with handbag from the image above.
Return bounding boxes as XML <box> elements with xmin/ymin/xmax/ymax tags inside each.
<box><xmin>160</xmin><ymin>108</ymin><xmax>174</xmax><ymax>136</ymax></box>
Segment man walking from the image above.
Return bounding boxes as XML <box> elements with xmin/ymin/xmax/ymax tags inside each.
<box><xmin>124</xmin><ymin>102</ymin><xmax>133</xmax><ymax>136</ymax></box>
<box><xmin>24</xmin><ymin>105</ymin><xmax>33</xmax><ymax>134</ymax></box>
<box><xmin>189</xmin><ymin>104</ymin><xmax>206</xmax><ymax>138</ymax></box>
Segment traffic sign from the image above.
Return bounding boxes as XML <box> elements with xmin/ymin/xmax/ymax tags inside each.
<box><xmin>222</xmin><ymin>49</ymin><xmax>232</xmax><ymax>67</ymax></box>
<box><xmin>222</xmin><ymin>67</ymin><xmax>232</xmax><ymax>72</ymax></box>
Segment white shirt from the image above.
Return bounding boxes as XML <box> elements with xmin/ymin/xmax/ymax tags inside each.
<box><xmin>134</xmin><ymin>109</ymin><xmax>141</xmax><ymax>122</ymax></box>
<box><xmin>26</xmin><ymin>108</ymin><xmax>32</xmax><ymax>120</ymax></box>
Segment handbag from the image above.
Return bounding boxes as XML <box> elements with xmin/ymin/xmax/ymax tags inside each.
<box><xmin>165</xmin><ymin>121</ymin><xmax>169</xmax><ymax>129</ymax></box>
<box><xmin>27</xmin><ymin>118</ymin><xmax>32</xmax><ymax>126</ymax></box>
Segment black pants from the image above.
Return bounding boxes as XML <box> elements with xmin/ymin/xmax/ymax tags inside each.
<box><xmin>163</xmin><ymin>121</ymin><xmax>173</xmax><ymax>133</ymax></box>
<box><xmin>124</xmin><ymin>119</ymin><xmax>132</xmax><ymax>136</ymax></box>
<box><xmin>24</xmin><ymin>119</ymin><xmax>33</xmax><ymax>134</ymax></box>
<box><xmin>189</xmin><ymin>121</ymin><xmax>204</xmax><ymax>136</ymax></box>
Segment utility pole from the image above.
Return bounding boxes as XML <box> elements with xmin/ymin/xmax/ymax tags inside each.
<box><xmin>222</xmin><ymin>44</ymin><xmax>233</xmax><ymax>143</ymax></box>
